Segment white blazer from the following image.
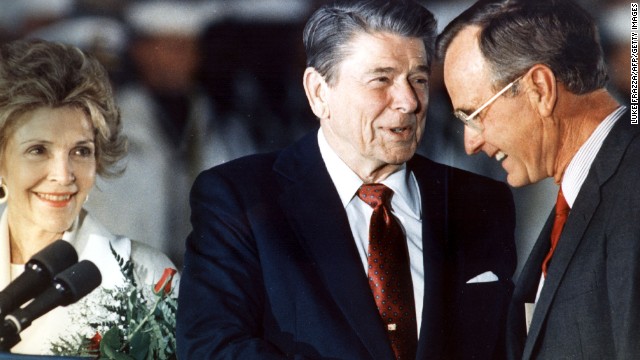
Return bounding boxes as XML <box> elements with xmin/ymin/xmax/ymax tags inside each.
<box><xmin>0</xmin><ymin>208</ymin><xmax>178</xmax><ymax>355</ymax></box>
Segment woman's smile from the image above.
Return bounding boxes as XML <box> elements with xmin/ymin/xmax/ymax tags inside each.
<box><xmin>34</xmin><ymin>192</ymin><xmax>76</xmax><ymax>208</ymax></box>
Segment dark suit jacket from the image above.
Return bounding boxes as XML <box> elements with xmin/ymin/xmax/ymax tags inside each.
<box><xmin>177</xmin><ymin>131</ymin><xmax>516</xmax><ymax>359</ymax></box>
<box><xmin>506</xmin><ymin>111</ymin><xmax>640</xmax><ymax>359</ymax></box>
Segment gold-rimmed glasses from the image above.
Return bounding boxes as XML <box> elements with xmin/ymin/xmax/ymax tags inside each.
<box><xmin>453</xmin><ymin>76</ymin><xmax>523</xmax><ymax>132</ymax></box>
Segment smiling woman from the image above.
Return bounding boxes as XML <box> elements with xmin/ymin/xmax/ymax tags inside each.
<box><xmin>0</xmin><ymin>39</ymin><xmax>179</xmax><ymax>357</ymax></box>
<box><xmin>3</xmin><ymin>107</ymin><xmax>97</xmax><ymax>254</ymax></box>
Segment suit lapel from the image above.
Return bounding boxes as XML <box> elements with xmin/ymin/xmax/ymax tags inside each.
<box><xmin>410</xmin><ymin>157</ymin><xmax>449</xmax><ymax>359</ymax></box>
<box><xmin>274</xmin><ymin>132</ymin><xmax>395</xmax><ymax>359</ymax></box>
<box><xmin>506</xmin><ymin>208</ymin><xmax>553</xmax><ymax>359</ymax></box>
<box><xmin>516</xmin><ymin>210</ymin><xmax>554</xmax><ymax>304</ymax></box>
<box><xmin>522</xmin><ymin>111</ymin><xmax>637</xmax><ymax>359</ymax></box>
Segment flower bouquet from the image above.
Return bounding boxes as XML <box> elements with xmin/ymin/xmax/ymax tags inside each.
<box><xmin>50</xmin><ymin>246</ymin><xmax>178</xmax><ymax>359</ymax></box>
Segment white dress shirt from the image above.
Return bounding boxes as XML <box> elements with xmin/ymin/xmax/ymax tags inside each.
<box><xmin>317</xmin><ymin>129</ymin><xmax>425</xmax><ymax>334</ymax></box>
<box><xmin>561</xmin><ymin>106</ymin><xmax>626</xmax><ymax>207</ymax></box>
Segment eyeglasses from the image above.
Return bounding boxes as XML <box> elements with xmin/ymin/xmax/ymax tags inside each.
<box><xmin>453</xmin><ymin>76</ymin><xmax>523</xmax><ymax>132</ymax></box>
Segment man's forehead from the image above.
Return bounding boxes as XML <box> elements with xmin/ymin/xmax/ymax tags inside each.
<box><xmin>444</xmin><ymin>26</ymin><xmax>487</xmax><ymax>82</ymax></box>
<box><xmin>443</xmin><ymin>26</ymin><xmax>492</xmax><ymax>104</ymax></box>
<box><xmin>342</xmin><ymin>31</ymin><xmax>429</xmax><ymax>72</ymax></box>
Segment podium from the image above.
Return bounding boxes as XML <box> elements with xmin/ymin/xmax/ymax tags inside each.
<box><xmin>0</xmin><ymin>353</ymin><xmax>86</xmax><ymax>359</ymax></box>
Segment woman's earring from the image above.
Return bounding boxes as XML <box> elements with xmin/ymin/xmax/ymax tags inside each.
<box><xmin>0</xmin><ymin>178</ymin><xmax>7</xmax><ymax>204</ymax></box>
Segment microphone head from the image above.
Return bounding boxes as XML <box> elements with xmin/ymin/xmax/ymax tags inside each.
<box><xmin>1</xmin><ymin>260</ymin><xmax>102</xmax><ymax>337</ymax></box>
<box><xmin>27</xmin><ymin>240</ymin><xmax>78</xmax><ymax>278</ymax></box>
<box><xmin>54</xmin><ymin>260</ymin><xmax>102</xmax><ymax>306</ymax></box>
<box><xmin>0</xmin><ymin>240</ymin><xmax>78</xmax><ymax>316</ymax></box>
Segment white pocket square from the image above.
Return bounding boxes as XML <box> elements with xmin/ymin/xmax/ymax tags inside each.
<box><xmin>466</xmin><ymin>271</ymin><xmax>499</xmax><ymax>284</ymax></box>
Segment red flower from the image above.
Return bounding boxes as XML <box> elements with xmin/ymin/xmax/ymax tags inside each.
<box><xmin>153</xmin><ymin>268</ymin><xmax>177</xmax><ymax>295</ymax></box>
<box><xmin>88</xmin><ymin>331</ymin><xmax>102</xmax><ymax>351</ymax></box>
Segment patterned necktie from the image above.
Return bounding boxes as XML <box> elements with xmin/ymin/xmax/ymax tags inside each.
<box><xmin>358</xmin><ymin>184</ymin><xmax>417</xmax><ymax>360</ymax></box>
<box><xmin>542</xmin><ymin>188</ymin><xmax>570</xmax><ymax>277</ymax></box>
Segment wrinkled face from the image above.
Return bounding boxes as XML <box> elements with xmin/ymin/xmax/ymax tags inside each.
<box><xmin>443</xmin><ymin>26</ymin><xmax>548</xmax><ymax>187</ymax></box>
<box><xmin>321</xmin><ymin>31</ymin><xmax>430</xmax><ymax>176</ymax></box>
<box><xmin>1</xmin><ymin>106</ymin><xmax>96</xmax><ymax>237</ymax></box>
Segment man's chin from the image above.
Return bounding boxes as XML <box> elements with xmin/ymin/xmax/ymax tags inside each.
<box><xmin>505</xmin><ymin>173</ymin><xmax>536</xmax><ymax>188</ymax></box>
<box><xmin>381</xmin><ymin>143</ymin><xmax>418</xmax><ymax>163</ymax></box>
<box><xmin>382</xmin><ymin>151</ymin><xmax>415</xmax><ymax>166</ymax></box>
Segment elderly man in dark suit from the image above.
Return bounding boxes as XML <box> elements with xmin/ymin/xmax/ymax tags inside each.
<box><xmin>177</xmin><ymin>1</ymin><xmax>516</xmax><ymax>359</ymax></box>
<box><xmin>438</xmin><ymin>0</ymin><xmax>640</xmax><ymax>358</ymax></box>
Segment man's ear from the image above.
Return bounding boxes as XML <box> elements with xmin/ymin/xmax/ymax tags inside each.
<box><xmin>303</xmin><ymin>67</ymin><xmax>330</xmax><ymax>119</ymax></box>
<box><xmin>527</xmin><ymin>64</ymin><xmax>557</xmax><ymax>117</ymax></box>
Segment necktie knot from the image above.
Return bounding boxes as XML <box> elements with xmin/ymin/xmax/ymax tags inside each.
<box><xmin>542</xmin><ymin>188</ymin><xmax>571</xmax><ymax>276</ymax></box>
<box><xmin>555</xmin><ymin>189</ymin><xmax>570</xmax><ymax>216</ymax></box>
<box><xmin>358</xmin><ymin>183</ymin><xmax>393</xmax><ymax>209</ymax></box>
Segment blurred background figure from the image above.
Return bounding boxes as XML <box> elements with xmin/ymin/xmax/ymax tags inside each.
<box><xmin>0</xmin><ymin>0</ymin><xmax>75</xmax><ymax>41</ymax></box>
<box><xmin>0</xmin><ymin>0</ymin><xmax>628</xmax><ymax>273</ymax></box>
<box><xmin>29</xmin><ymin>15</ymin><xmax>128</xmax><ymax>87</ymax></box>
<box><xmin>200</xmin><ymin>0</ymin><xmax>314</xmax><ymax>151</ymax></box>
<box><xmin>598</xmin><ymin>0</ymin><xmax>633</xmax><ymax>106</ymax></box>
<box><xmin>84</xmin><ymin>1</ymin><xmax>258</xmax><ymax>269</ymax></box>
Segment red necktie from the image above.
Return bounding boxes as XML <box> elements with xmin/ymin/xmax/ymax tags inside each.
<box><xmin>358</xmin><ymin>184</ymin><xmax>417</xmax><ymax>360</ymax></box>
<box><xmin>542</xmin><ymin>188</ymin><xmax>570</xmax><ymax>277</ymax></box>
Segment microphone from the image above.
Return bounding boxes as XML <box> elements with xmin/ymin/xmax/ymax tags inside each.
<box><xmin>0</xmin><ymin>240</ymin><xmax>78</xmax><ymax>316</ymax></box>
<box><xmin>2</xmin><ymin>260</ymin><xmax>102</xmax><ymax>336</ymax></box>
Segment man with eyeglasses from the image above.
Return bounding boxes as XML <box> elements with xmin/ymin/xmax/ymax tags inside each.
<box><xmin>439</xmin><ymin>0</ymin><xmax>640</xmax><ymax>359</ymax></box>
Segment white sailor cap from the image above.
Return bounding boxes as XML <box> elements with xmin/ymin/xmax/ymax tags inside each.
<box><xmin>126</xmin><ymin>1</ymin><xmax>226</xmax><ymax>37</ymax></box>
<box><xmin>28</xmin><ymin>16</ymin><xmax>127</xmax><ymax>55</ymax></box>
<box><xmin>0</xmin><ymin>0</ymin><xmax>75</xmax><ymax>32</ymax></box>
<box><xmin>229</xmin><ymin>0</ymin><xmax>310</xmax><ymax>23</ymax></box>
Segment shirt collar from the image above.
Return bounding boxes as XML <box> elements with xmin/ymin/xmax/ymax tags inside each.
<box><xmin>317</xmin><ymin>129</ymin><xmax>421</xmax><ymax>219</ymax></box>
<box><xmin>561</xmin><ymin>105</ymin><xmax>626</xmax><ymax>207</ymax></box>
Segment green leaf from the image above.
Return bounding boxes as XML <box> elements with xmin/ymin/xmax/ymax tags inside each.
<box><xmin>129</xmin><ymin>331</ymin><xmax>150</xmax><ymax>360</ymax></box>
<box><xmin>50</xmin><ymin>333</ymin><xmax>98</xmax><ymax>357</ymax></box>
<box><xmin>110</xmin><ymin>243</ymin><xmax>137</xmax><ymax>287</ymax></box>
<box><xmin>101</xmin><ymin>327</ymin><xmax>128</xmax><ymax>359</ymax></box>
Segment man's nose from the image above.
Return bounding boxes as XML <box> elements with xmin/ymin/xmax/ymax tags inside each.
<box><xmin>463</xmin><ymin>126</ymin><xmax>484</xmax><ymax>155</ymax></box>
<box><xmin>392</xmin><ymin>81</ymin><xmax>420</xmax><ymax>114</ymax></box>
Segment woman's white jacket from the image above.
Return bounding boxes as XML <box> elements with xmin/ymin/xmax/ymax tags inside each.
<box><xmin>0</xmin><ymin>209</ymin><xmax>178</xmax><ymax>355</ymax></box>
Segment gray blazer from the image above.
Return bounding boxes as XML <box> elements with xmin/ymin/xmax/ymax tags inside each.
<box><xmin>506</xmin><ymin>110</ymin><xmax>640</xmax><ymax>359</ymax></box>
